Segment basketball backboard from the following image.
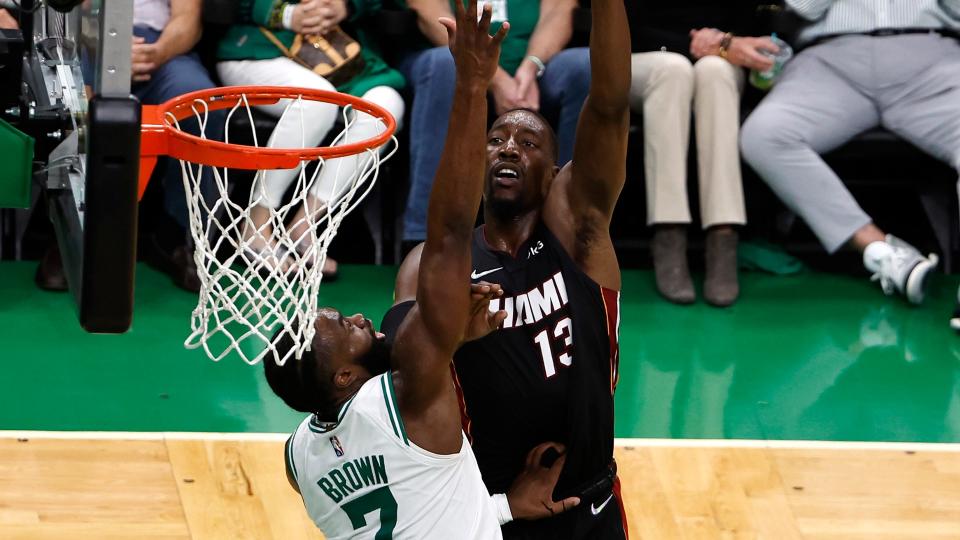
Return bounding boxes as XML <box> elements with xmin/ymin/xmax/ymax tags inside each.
<box><xmin>5</xmin><ymin>0</ymin><xmax>140</xmax><ymax>333</ymax></box>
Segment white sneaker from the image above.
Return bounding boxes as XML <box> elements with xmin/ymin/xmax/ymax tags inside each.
<box><xmin>868</xmin><ymin>235</ymin><xmax>938</xmax><ymax>304</ymax></box>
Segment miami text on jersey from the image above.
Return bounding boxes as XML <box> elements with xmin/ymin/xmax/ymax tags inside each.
<box><xmin>486</xmin><ymin>271</ymin><xmax>569</xmax><ymax>329</ymax></box>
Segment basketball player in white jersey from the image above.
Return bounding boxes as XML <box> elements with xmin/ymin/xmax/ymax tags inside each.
<box><xmin>263</xmin><ymin>3</ymin><xmax>579</xmax><ymax>538</ymax></box>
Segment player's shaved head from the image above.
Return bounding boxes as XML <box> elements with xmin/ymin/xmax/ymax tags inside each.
<box><xmin>264</xmin><ymin>322</ymin><xmax>337</xmax><ymax>414</ymax></box>
<box><xmin>265</xmin><ymin>318</ymin><xmax>392</xmax><ymax>417</ymax></box>
<box><xmin>494</xmin><ymin>108</ymin><xmax>558</xmax><ymax>163</ymax></box>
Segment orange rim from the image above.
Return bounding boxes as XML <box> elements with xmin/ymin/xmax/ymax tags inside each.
<box><xmin>139</xmin><ymin>86</ymin><xmax>398</xmax><ymax>199</ymax></box>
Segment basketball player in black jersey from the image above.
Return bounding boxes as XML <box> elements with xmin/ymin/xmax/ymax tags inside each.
<box><xmin>387</xmin><ymin>0</ymin><xmax>631</xmax><ymax>537</ymax></box>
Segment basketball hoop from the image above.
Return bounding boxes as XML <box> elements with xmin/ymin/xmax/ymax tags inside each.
<box><xmin>139</xmin><ymin>86</ymin><xmax>398</xmax><ymax>366</ymax></box>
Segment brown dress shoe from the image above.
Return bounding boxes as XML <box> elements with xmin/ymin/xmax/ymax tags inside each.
<box><xmin>144</xmin><ymin>235</ymin><xmax>201</xmax><ymax>293</ymax></box>
<box><xmin>651</xmin><ymin>225</ymin><xmax>695</xmax><ymax>304</ymax></box>
<box><xmin>704</xmin><ymin>228</ymin><xmax>740</xmax><ymax>307</ymax></box>
<box><xmin>35</xmin><ymin>244</ymin><xmax>68</xmax><ymax>292</ymax></box>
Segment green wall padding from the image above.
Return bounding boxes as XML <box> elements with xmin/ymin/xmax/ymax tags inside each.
<box><xmin>0</xmin><ymin>117</ymin><xmax>34</xmax><ymax>209</ymax></box>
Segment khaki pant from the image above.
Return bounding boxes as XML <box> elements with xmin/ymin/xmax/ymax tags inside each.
<box><xmin>630</xmin><ymin>52</ymin><xmax>746</xmax><ymax>228</ymax></box>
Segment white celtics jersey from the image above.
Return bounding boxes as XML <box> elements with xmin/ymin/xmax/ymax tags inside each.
<box><xmin>286</xmin><ymin>372</ymin><xmax>503</xmax><ymax>540</ymax></box>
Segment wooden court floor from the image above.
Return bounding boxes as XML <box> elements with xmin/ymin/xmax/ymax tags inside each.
<box><xmin>1</xmin><ymin>436</ymin><xmax>958</xmax><ymax>539</ymax></box>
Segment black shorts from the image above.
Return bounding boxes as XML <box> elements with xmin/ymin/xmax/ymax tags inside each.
<box><xmin>501</xmin><ymin>478</ymin><xmax>628</xmax><ymax>540</ymax></box>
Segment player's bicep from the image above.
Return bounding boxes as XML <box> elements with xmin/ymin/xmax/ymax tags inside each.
<box><xmin>416</xmin><ymin>236</ymin><xmax>472</xmax><ymax>352</ymax></box>
<box><xmin>391</xmin><ymin>305</ymin><xmax>459</xmax><ymax>410</ymax></box>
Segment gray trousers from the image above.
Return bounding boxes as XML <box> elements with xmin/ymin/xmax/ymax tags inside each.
<box><xmin>740</xmin><ymin>33</ymin><xmax>960</xmax><ymax>253</ymax></box>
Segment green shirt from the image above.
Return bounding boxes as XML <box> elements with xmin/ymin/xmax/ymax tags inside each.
<box><xmin>481</xmin><ymin>0</ymin><xmax>539</xmax><ymax>75</ymax></box>
<box><xmin>387</xmin><ymin>0</ymin><xmax>540</xmax><ymax>75</ymax></box>
<box><xmin>217</xmin><ymin>0</ymin><xmax>405</xmax><ymax>97</ymax></box>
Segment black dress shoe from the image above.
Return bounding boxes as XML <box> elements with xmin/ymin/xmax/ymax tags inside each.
<box><xmin>35</xmin><ymin>244</ymin><xmax>68</xmax><ymax>292</ymax></box>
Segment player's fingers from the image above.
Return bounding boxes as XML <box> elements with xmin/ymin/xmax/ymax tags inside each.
<box><xmin>550</xmin><ymin>496</ymin><xmax>581</xmax><ymax>515</ymax></box>
<box><xmin>525</xmin><ymin>441</ymin><xmax>558</xmax><ymax>468</ymax></box>
<box><xmin>547</xmin><ymin>453</ymin><xmax>567</xmax><ymax>481</ymax></box>
<box><xmin>478</xmin><ymin>2</ymin><xmax>492</xmax><ymax>36</ymax></box>
<box><xmin>489</xmin><ymin>310</ymin><xmax>507</xmax><ymax>329</ymax></box>
<box><xmin>491</xmin><ymin>21</ymin><xmax>509</xmax><ymax>48</ymax></box>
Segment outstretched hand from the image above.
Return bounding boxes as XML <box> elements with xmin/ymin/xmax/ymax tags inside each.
<box><xmin>506</xmin><ymin>442</ymin><xmax>580</xmax><ymax>520</ymax></box>
<box><xmin>465</xmin><ymin>281</ymin><xmax>507</xmax><ymax>341</ymax></box>
<box><xmin>439</xmin><ymin>0</ymin><xmax>509</xmax><ymax>87</ymax></box>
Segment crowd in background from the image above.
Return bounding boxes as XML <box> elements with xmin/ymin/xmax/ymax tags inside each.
<box><xmin>2</xmin><ymin>0</ymin><xmax>959</xmax><ymax>326</ymax></box>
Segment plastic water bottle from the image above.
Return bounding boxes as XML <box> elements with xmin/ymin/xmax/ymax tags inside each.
<box><xmin>749</xmin><ymin>34</ymin><xmax>793</xmax><ymax>90</ymax></box>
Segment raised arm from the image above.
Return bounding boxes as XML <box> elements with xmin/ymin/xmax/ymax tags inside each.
<box><xmin>416</xmin><ymin>1</ymin><xmax>505</xmax><ymax>356</ymax></box>
<box><xmin>544</xmin><ymin>0</ymin><xmax>629</xmax><ymax>290</ymax></box>
<box><xmin>391</xmin><ymin>0</ymin><xmax>508</xmax><ymax>452</ymax></box>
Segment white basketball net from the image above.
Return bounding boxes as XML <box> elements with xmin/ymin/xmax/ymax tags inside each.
<box><xmin>167</xmin><ymin>93</ymin><xmax>397</xmax><ymax>366</ymax></box>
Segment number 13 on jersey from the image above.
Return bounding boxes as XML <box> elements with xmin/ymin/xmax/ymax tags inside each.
<box><xmin>533</xmin><ymin>316</ymin><xmax>573</xmax><ymax>378</ymax></box>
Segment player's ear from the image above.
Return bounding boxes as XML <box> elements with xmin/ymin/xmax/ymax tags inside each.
<box><xmin>332</xmin><ymin>366</ymin><xmax>364</xmax><ymax>389</ymax></box>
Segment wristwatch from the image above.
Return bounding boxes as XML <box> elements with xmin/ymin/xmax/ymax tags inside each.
<box><xmin>526</xmin><ymin>55</ymin><xmax>546</xmax><ymax>78</ymax></box>
<box><xmin>718</xmin><ymin>33</ymin><xmax>734</xmax><ymax>59</ymax></box>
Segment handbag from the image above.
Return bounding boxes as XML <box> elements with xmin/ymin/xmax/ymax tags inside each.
<box><xmin>260</xmin><ymin>26</ymin><xmax>366</xmax><ymax>87</ymax></box>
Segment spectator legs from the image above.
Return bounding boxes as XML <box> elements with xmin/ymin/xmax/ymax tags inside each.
<box><xmin>876</xmin><ymin>35</ymin><xmax>960</xmax><ymax>185</ymax></box>
<box><xmin>397</xmin><ymin>47</ymin><xmax>456</xmax><ymax>244</ymax></box>
<box><xmin>739</xmin><ymin>47</ymin><xmax>877</xmax><ymax>255</ymax></box>
<box><xmin>630</xmin><ymin>52</ymin><xmax>694</xmax><ymax>226</ymax></box>
<box><xmin>539</xmin><ymin>47</ymin><xmax>591</xmax><ymax>164</ymax></box>
<box><xmin>631</xmin><ymin>52</ymin><xmax>696</xmax><ymax>304</ymax></box>
<box><xmin>692</xmin><ymin>56</ymin><xmax>745</xmax><ymax>229</ymax></box>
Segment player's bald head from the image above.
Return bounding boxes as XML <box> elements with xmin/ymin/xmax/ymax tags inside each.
<box><xmin>492</xmin><ymin>108</ymin><xmax>558</xmax><ymax>163</ymax></box>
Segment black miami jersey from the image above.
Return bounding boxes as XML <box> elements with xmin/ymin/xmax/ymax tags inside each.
<box><xmin>452</xmin><ymin>222</ymin><xmax>626</xmax><ymax>539</ymax></box>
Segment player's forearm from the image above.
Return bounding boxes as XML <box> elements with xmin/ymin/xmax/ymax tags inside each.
<box><xmin>583</xmin><ymin>0</ymin><xmax>629</xmax><ymax>116</ymax></box>
<box><xmin>417</xmin><ymin>79</ymin><xmax>488</xmax><ymax>351</ymax></box>
<box><xmin>524</xmin><ymin>0</ymin><xmax>575</xmax><ymax>64</ymax></box>
<box><xmin>424</xmin><ymin>81</ymin><xmax>488</xmax><ymax>247</ymax></box>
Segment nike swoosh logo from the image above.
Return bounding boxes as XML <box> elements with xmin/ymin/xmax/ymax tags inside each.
<box><xmin>590</xmin><ymin>493</ymin><xmax>614</xmax><ymax>516</ymax></box>
<box><xmin>470</xmin><ymin>267</ymin><xmax>503</xmax><ymax>280</ymax></box>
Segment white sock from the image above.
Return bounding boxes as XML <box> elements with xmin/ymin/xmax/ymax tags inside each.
<box><xmin>863</xmin><ymin>240</ymin><xmax>894</xmax><ymax>273</ymax></box>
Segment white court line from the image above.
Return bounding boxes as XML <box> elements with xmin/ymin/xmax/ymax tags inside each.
<box><xmin>614</xmin><ymin>438</ymin><xmax>960</xmax><ymax>452</ymax></box>
<box><xmin>2</xmin><ymin>431</ymin><xmax>959</xmax><ymax>451</ymax></box>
